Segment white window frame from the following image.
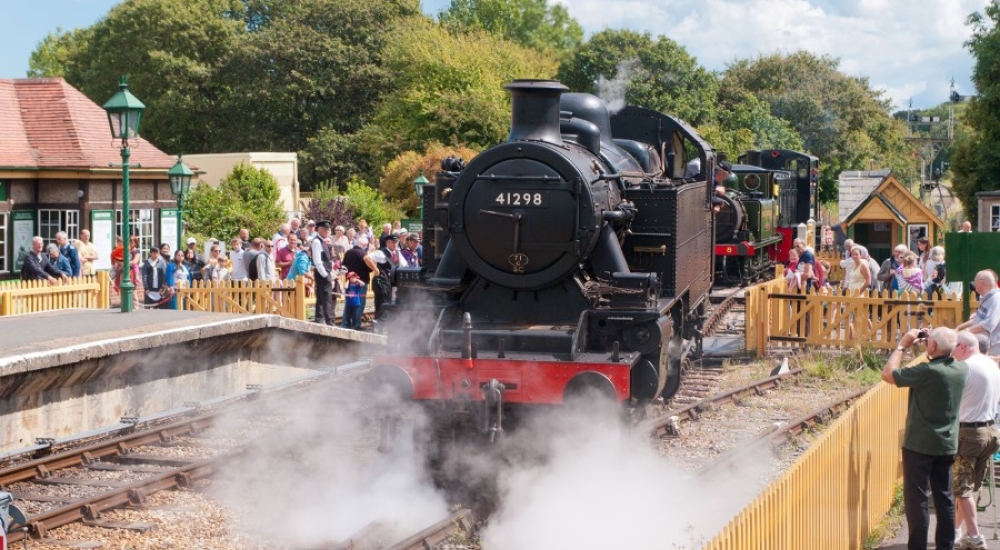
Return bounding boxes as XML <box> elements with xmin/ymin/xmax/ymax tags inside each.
<box><xmin>37</xmin><ymin>209</ymin><xmax>80</xmax><ymax>245</ymax></box>
<box><xmin>116</xmin><ymin>209</ymin><xmax>155</xmax><ymax>258</ymax></box>
<box><xmin>992</xmin><ymin>204</ymin><xmax>1000</xmax><ymax>232</ymax></box>
<box><xmin>0</xmin><ymin>212</ymin><xmax>8</xmax><ymax>274</ymax></box>
<box><xmin>907</xmin><ymin>223</ymin><xmax>928</xmax><ymax>253</ymax></box>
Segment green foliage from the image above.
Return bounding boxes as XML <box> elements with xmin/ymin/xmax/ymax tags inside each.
<box><xmin>27</xmin><ymin>27</ymin><xmax>92</xmax><ymax>78</ymax></box>
<box><xmin>953</xmin><ymin>1</ymin><xmax>1000</xmax><ymax>223</ymax></box>
<box><xmin>557</xmin><ymin>30</ymin><xmax>719</xmax><ymax>127</ymax></box>
<box><xmin>439</xmin><ymin>0</ymin><xmax>582</xmax><ymax>57</ymax></box>
<box><xmin>342</xmin><ymin>178</ymin><xmax>405</xmax><ymax>230</ymax></box>
<box><xmin>722</xmin><ymin>52</ymin><xmax>912</xmax><ymax>204</ymax></box>
<box><xmin>185</xmin><ymin>162</ymin><xmax>286</xmax><ymax>239</ymax></box>
<box><xmin>361</xmin><ymin>16</ymin><xmax>557</xmax><ymax>166</ymax></box>
<box><xmin>703</xmin><ymin>87</ymin><xmax>803</xmax><ymax>160</ymax></box>
<box><xmin>298</xmin><ymin>127</ymin><xmax>374</xmax><ymax>191</ymax></box>
<box><xmin>304</xmin><ymin>183</ymin><xmax>355</xmax><ymax>228</ymax></box>
<box><xmin>59</xmin><ymin>0</ymin><xmax>246</xmax><ymax>154</ymax></box>
<box><xmin>380</xmin><ymin>142</ymin><xmax>481</xmax><ymax>216</ymax></box>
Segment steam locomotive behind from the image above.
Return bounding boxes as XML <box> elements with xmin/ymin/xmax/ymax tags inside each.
<box><xmin>714</xmin><ymin>150</ymin><xmax>820</xmax><ymax>284</ymax></box>
<box><xmin>370</xmin><ymin>80</ymin><xmax>717</xmax><ymax>440</ymax></box>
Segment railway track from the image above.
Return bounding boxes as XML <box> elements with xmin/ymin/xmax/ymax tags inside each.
<box><xmin>647</xmin><ymin>364</ymin><xmax>871</xmax><ymax>472</ymax></box>
<box><xmin>1</xmin><ymin>360</ymin><xmax>370</xmax><ymax>543</ymax></box>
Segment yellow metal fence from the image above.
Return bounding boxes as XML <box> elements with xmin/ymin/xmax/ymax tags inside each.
<box><xmin>703</xmin><ymin>381</ymin><xmax>908</xmax><ymax>550</ymax></box>
<box><xmin>0</xmin><ymin>272</ymin><xmax>111</xmax><ymax>316</ymax></box>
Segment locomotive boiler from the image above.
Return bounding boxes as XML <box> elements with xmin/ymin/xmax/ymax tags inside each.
<box><xmin>370</xmin><ymin>80</ymin><xmax>716</xmax><ymax>439</ymax></box>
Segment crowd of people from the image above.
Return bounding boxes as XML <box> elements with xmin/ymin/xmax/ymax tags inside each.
<box><xmin>883</xmin><ymin>269</ymin><xmax>1000</xmax><ymax>550</ymax></box>
<box><xmin>19</xmin><ymin>217</ymin><xmax>423</xmax><ymax>331</ymax></box>
<box><xmin>783</xmin><ymin>230</ymin><xmax>953</xmax><ymax>298</ymax></box>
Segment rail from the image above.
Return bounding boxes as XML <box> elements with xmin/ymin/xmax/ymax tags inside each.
<box><xmin>701</xmin><ymin>368</ymin><xmax>909</xmax><ymax>549</ymax></box>
<box><xmin>0</xmin><ymin>272</ymin><xmax>110</xmax><ymax>316</ymax></box>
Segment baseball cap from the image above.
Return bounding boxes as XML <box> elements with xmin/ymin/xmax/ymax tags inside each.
<box><xmin>385</xmin><ymin>234</ymin><xmax>400</xmax><ymax>242</ymax></box>
<box><xmin>186</xmin><ymin>237</ymin><xmax>197</xmax><ymax>245</ymax></box>
<box><xmin>346</xmin><ymin>271</ymin><xmax>359</xmax><ymax>280</ymax></box>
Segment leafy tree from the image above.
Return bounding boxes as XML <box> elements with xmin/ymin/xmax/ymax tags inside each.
<box><xmin>721</xmin><ymin>52</ymin><xmax>912</xmax><ymax>204</ymax></box>
<box><xmin>217</xmin><ymin>0</ymin><xmax>420</xmax><ymax>154</ymax></box>
<box><xmin>27</xmin><ymin>27</ymin><xmax>92</xmax><ymax>78</ymax></box>
<box><xmin>342</xmin><ymin>179</ymin><xmax>405</xmax><ymax>230</ymax></box>
<box><xmin>952</xmin><ymin>1</ymin><xmax>1000</xmax><ymax>223</ymax></box>
<box><xmin>701</xmin><ymin>87</ymin><xmax>803</xmax><ymax>161</ymax></box>
<box><xmin>57</xmin><ymin>0</ymin><xmax>245</xmax><ymax>154</ymax></box>
<box><xmin>185</xmin><ymin>162</ymin><xmax>286</xmax><ymax>239</ymax></box>
<box><xmin>438</xmin><ymin>0</ymin><xmax>582</xmax><ymax>57</ymax></box>
<box><xmin>557</xmin><ymin>30</ymin><xmax>719</xmax><ymax>127</ymax></box>
<box><xmin>298</xmin><ymin>127</ymin><xmax>373</xmax><ymax>191</ymax></box>
<box><xmin>380</xmin><ymin>142</ymin><xmax>481</xmax><ymax>216</ymax></box>
<box><xmin>361</xmin><ymin>16</ymin><xmax>557</xmax><ymax>166</ymax></box>
<box><xmin>304</xmin><ymin>183</ymin><xmax>356</xmax><ymax>229</ymax></box>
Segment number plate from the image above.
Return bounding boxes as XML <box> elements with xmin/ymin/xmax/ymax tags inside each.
<box><xmin>493</xmin><ymin>191</ymin><xmax>548</xmax><ymax>207</ymax></box>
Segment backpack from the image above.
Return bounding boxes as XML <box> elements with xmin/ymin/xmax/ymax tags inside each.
<box><xmin>245</xmin><ymin>249</ymin><xmax>261</xmax><ymax>281</ymax></box>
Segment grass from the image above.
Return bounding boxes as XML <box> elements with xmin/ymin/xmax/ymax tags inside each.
<box><xmin>863</xmin><ymin>483</ymin><xmax>905</xmax><ymax>550</ymax></box>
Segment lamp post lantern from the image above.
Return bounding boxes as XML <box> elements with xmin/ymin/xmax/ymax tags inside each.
<box><xmin>413</xmin><ymin>172</ymin><xmax>429</xmax><ymax>222</ymax></box>
<box><xmin>103</xmin><ymin>76</ymin><xmax>145</xmax><ymax>313</ymax></box>
<box><xmin>167</xmin><ymin>155</ymin><xmax>194</xmax><ymax>253</ymax></box>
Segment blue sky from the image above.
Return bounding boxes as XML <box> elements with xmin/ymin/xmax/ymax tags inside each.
<box><xmin>5</xmin><ymin>0</ymin><xmax>988</xmax><ymax>110</ymax></box>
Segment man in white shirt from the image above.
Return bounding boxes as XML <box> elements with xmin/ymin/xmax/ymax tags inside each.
<box><xmin>950</xmin><ymin>331</ymin><xmax>1000</xmax><ymax>549</ymax></box>
<box><xmin>310</xmin><ymin>221</ymin><xmax>336</xmax><ymax>325</ymax></box>
<box><xmin>957</xmin><ymin>270</ymin><xmax>1000</xmax><ymax>357</ymax></box>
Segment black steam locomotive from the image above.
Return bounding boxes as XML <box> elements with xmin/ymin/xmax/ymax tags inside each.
<box><xmin>370</xmin><ymin>80</ymin><xmax>717</xmax><ymax>439</ymax></box>
<box><xmin>713</xmin><ymin>150</ymin><xmax>820</xmax><ymax>284</ymax></box>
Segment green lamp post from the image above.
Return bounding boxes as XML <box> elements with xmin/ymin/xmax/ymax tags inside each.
<box><xmin>413</xmin><ymin>172</ymin><xmax>429</xmax><ymax>222</ymax></box>
<box><xmin>102</xmin><ymin>76</ymin><xmax>146</xmax><ymax>313</ymax></box>
<box><xmin>167</xmin><ymin>155</ymin><xmax>194</xmax><ymax>253</ymax></box>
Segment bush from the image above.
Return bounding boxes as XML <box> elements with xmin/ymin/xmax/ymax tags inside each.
<box><xmin>185</xmin><ymin>162</ymin><xmax>286</xmax><ymax>240</ymax></box>
<box><xmin>342</xmin><ymin>177</ymin><xmax>404</xmax><ymax>230</ymax></box>
<box><xmin>305</xmin><ymin>182</ymin><xmax>355</xmax><ymax>228</ymax></box>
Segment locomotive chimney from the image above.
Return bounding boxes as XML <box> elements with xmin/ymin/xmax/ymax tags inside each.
<box><xmin>505</xmin><ymin>80</ymin><xmax>569</xmax><ymax>145</ymax></box>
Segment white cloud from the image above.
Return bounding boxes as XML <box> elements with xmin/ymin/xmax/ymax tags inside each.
<box><xmin>556</xmin><ymin>0</ymin><xmax>989</xmax><ymax>108</ymax></box>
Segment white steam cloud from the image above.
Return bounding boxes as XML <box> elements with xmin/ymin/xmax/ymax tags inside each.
<box><xmin>597</xmin><ymin>59</ymin><xmax>644</xmax><ymax>114</ymax></box>
<box><xmin>480</xmin><ymin>399</ymin><xmax>772</xmax><ymax>550</ymax></box>
<box><xmin>209</xmin><ymin>390</ymin><xmax>448</xmax><ymax>547</ymax></box>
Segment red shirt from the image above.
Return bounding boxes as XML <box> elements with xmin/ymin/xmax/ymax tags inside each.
<box><xmin>275</xmin><ymin>247</ymin><xmax>296</xmax><ymax>279</ymax></box>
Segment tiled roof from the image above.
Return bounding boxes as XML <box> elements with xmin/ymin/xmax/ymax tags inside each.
<box><xmin>0</xmin><ymin>78</ymin><xmax>174</xmax><ymax>171</ymax></box>
<box><xmin>837</xmin><ymin>169</ymin><xmax>892</xmax><ymax>221</ymax></box>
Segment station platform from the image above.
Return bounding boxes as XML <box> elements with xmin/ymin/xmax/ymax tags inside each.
<box><xmin>876</xmin><ymin>469</ymin><xmax>1000</xmax><ymax>549</ymax></box>
<box><xmin>0</xmin><ymin>308</ymin><xmax>383</xmax><ymax>373</ymax></box>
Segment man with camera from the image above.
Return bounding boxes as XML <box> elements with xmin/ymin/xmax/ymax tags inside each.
<box><xmin>949</xmin><ymin>330</ymin><xmax>1000</xmax><ymax>549</ymax></box>
<box><xmin>882</xmin><ymin>327</ymin><xmax>968</xmax><ymax>550</ymax></box>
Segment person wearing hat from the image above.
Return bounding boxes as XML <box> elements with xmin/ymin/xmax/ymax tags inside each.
<box><xmin>401</xmin><ymin>233</ymin><xmax>421</xmax><ymax>267</ymax></box>
<box><xmin>141</xmin><ymin>246</ymin><xmax>168</xmax><ymax>308</ymax></box>
<box><xmin>185</xmin><ymin>238</ymin><xmax>206</xmax><ymax>281</ymax></box>
<box><xmin>341</xmin><ymin>271</ymin><xmax>365</xmax><ymax>330</ymax></box>
<box><xmin>370</xmin><ymin>232</ymin><xmax>402</xmax><ymax>322</ymax></box>
<box><xmin>310</xmin><ymin>220</ymin><xmax>338</xmax><ymax>326</ymax></box>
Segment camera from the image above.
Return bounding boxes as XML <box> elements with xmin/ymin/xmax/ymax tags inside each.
<box><xmin>917</xmin><ymin>330</ymin><xmax>928</xmax><ymax>340</ymax></box>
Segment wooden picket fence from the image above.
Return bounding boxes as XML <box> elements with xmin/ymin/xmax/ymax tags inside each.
<box><xmin>746</xmin><ymin>276</ymin><xmax>979</xmax><ymax>356</ymax></box>
<box><xmin>815</xmin><ymin>249</ymin><xmax>845</xmax><ymax>283</ymax></box>
<box><xmin>703</xmin><ymin>369</ymin><xmax>908</xmax><ymax>550</ymax></box>
<box><xmin>177</xmin><ymin>278</ymin><xmax>308</xmax><ymax>320</ymax></box>
<box><xmin>0</xmin><ymin>272</ymin><xmax>111</xmax><ymax>316</ymax></box>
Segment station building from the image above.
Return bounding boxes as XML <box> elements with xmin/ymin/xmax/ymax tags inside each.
<box><xmin>838</xmin><ymin>170</ymin><xmax>944</xmax><ymax>262</ymax></box>
<box><xmin>0</xmin><ymin>78</ymin><xmax>183</xmax><ymax>280</ymax></box>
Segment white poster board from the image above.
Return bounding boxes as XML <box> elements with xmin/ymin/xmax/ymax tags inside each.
<box><xmin>91</xmin><ymin>210</ymin><xmax>114</xmax><ymax>271</ymax></box>
<box><xmin>160</xmin><ymin>209</ymin><xmax>179</xmax><ymax>254</ymax></box>
<box><xmin>12</xmin><ymin>211</ymin><xmax>34</xmax><ymax>272</ymax></box>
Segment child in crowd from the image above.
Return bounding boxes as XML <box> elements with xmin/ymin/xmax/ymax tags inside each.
<box><xmin>896</xmin><ymin>253</ymin><xmax>923</xmax><ymax>294</ymax></box>
<box><xmin>341</xmin><ymin>271</ymin><xmax>365</xmax><ymax>330</ymax></box>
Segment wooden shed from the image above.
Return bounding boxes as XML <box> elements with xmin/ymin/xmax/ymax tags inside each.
<box><xmin>838</xmin><ymin>172</ymin><xmax>943</xmax><ymax>263</ymax></box>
